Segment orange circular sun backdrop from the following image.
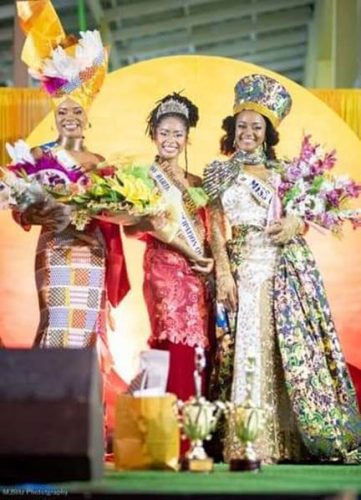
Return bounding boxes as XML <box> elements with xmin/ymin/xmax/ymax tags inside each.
<box><xmin>1</xmin><ymin>56</ymin><xmax>361</xmax><ymax>379</ymax></box>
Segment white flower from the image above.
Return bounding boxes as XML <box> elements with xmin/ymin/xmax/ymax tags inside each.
<box><xmin>288</xmin><ymin>199</ymin><xmax>306</xmax><ymax>217</ymax></box>
<box><xmin>76</xmin><ymin>31</ymin><xmax>104</xmax><ymax>70</ymax></box>
<box><xmin>294</xmin><ymin>178</ymin><xmax>308</xmax><ymax>195</ymax></box>
<box><xmin>334</xmin><ymin>175</ymin><xmax>351</xmax><ymax>188</ymax></box>
<box><xmin>42</xmin><ymin>47</ymin><xmax>80</xmax><ymax>80</ymax></box>
<box><xmin>5</xmin><ymin>140</ymin><xmax>35</xmax><ymax>165</ymax></box>
<box><xmin>299</xmin><ymin>160</ymin><xmax>311</xmax><ymax>176</ymax></box>
<box><xmin>309</xmin><ymin>195</ymin><xmax>325</xmax><ymax>215</ymax></box>
<box><xmin>319</xmin><ymin>179</ymin><xmax>334</xmax><ymax>193</ymax></box>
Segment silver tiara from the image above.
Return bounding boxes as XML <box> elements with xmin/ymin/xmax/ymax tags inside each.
<box><xmin>156</xmin><ymin>98</ymin><xmax>189</xmax><ymax>119</ymax></box>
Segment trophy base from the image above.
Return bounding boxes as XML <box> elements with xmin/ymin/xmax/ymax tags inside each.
<box><xmin>180</xmin><ymin>457</ymin><xmax>214</xmax><ymax>473</ymax></box>
<box><xmin>229</xmin><ymin>458</ymin><xmax>261</xmax><ymax>472</ymax></box>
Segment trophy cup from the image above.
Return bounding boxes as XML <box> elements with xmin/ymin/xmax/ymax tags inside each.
<box><xmin>178</xmin><ymin>347</ymin><xmax>224</xmax><ymax>472</ymax></box>
<box><xmin>227</xmin><ymin>356</ymin><xmax>266</xmax><ymax>472</ymax></box>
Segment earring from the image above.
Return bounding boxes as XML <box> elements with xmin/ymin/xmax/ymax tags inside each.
<box><xmin>88</xmin><ymin>122</ymin><xmax>92</xmax><ymax>129</ymax></box>
<box><xmin>184</xmin><ymin>145</ymin><xmax>188</xmax><ymax>178</ymax></box>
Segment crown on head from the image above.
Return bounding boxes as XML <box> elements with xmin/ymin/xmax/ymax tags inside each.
<box><xmin>233</xmin><ymin>74</ymin><xmax>292</xmax><ymax>128</ymax></box>
<box><xmin>156</xmin><ymin>98</ymin><xmax>189</xmax><ymax>120</ymax></box>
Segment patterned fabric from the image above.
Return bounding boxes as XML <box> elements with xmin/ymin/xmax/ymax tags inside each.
<box><xmin>275</xmin><ymin>237</ymin><xmax>361</xmax><ymax>462</ymax></box>
<box><xmin>144</xmin><ymin>238</ymin><xmax>209</xmax><ymax>349</ymax></box>
<box><xmin>34</xmin><ymin>226</ymin><xmax>106</xmax><ymax>348</ymax></box>
<box><xmin>233</xmin><ymin>73</ymin><xmax>292</xmax><ymax>127</ymax></box>
<box><xmin>203</xmin><ymin>151</ymin><xmax>277</xmax><ymax>203</ymax></box>
<box><xmin>29</xmin><ymin>145</ymin><xmax>112</xmax><ymax>353</ymax></box>
<box><xmin>209</xmin><ymin>160</ymin><xmax>361</xmax><ymax>463</ymax></box>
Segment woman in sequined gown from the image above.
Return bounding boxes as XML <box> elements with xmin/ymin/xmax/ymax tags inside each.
<box><xmin>203</xmin><ymin>74</ymin><xmax>361</xmax><ymax>464</ymax></box>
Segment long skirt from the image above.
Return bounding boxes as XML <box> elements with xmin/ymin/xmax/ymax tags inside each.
<box><xmin>212</xmin><ymin>227</ymin><xmax>361</xmax><ymax>463</ymax></box>
<box><xmin>33</xmin><ymin>227</ymin><xmax>106</xmax><ymax>348</ymax></box>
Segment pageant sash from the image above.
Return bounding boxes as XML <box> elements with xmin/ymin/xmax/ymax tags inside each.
<box><xmin>237</xmin><ymin>172</ymin><xmax>274</xmax><ymax>208</ymax></box>
<box><xmin>149</xmin><ymin>163</ymin><xmax>203</xmax><ymax>256</ymax></box>
<box><xmin>41</xmin><ymin>141</ymin><xmax>86</xmax><ymax>183</ymax></box>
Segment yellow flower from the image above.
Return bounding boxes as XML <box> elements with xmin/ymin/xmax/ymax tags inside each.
<box><xmin>115</xmin><ymin>174</ymin><xmax>153</xmax><ymax>206</ymax></box>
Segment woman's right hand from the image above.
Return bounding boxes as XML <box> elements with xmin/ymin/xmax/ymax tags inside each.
<box><xmin>190</xmin><ymin>256</ymin><xmax>214</xmax><ymax>274</ymax></box>
<box><xmin>217</xmin><ymin>272</ymin><xmax>237</xmax><ymax>312</ymax></box>
<box><xmin>21</xmin><ymin>198</ymin><xmax>71</xmax><ymax>233</ymax></box>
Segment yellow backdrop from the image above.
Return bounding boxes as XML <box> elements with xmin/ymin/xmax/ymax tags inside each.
<box><xmin>1</xmin><ymin>55</ymin><xmax>361</xmax><ymax>380</ymax></box>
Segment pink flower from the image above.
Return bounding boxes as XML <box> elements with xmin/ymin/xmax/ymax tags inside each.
<box><xmin>345</xmin><ymin>181</ymin><xmax>361</xmax><ymax>198</ymax></box>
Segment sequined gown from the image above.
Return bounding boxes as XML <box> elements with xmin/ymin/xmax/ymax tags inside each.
<box><xmin>220</xmin><ymin>170</ymin><xmax>305</xmax><ymax>462</ymax></box>
<box><xmin>204</xmin><ymin>158</ymin><xmax>361</xmax><ymax>464</ymax></box>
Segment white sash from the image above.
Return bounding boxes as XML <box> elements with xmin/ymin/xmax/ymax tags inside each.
<box><xmin>149</xmin><ymin>164</ymin><xmax>203</xmax><ymax>256</ymax></box>
<box><xmin>54</xmin><ymin>149</ymin><xmax>77</xmax><ymax>169</ymax></box>
<box><xmin>238</xmin><ymin>172</ymin><xmax>274</xmax><ymax>208</ymax></box>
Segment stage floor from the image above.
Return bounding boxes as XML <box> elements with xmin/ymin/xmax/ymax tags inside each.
<box><xmin>17</xmin><ymin>463</ymin><xmax>359</xmax><ymax>498</ymax></box>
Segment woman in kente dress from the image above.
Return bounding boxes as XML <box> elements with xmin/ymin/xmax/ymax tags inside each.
<box><xmin>13</xmin><ymin>2</ymin><xmax>129</xmax><ymax>362</ymax></box>
<box><xmin>203</xmin><ymin>74</ymin><xmax>361</xmax><ymax>464</ymax></box>
<box><xmin>125</xmin><ymin>93</ymin><xmax>213</xmax><ymax>403</ymax></box>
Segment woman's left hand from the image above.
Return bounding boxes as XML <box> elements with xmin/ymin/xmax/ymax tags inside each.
<box><xmin>265</xmin><ymin>216</ymin><xmax>303</xmax><ymax>244</ymax></box>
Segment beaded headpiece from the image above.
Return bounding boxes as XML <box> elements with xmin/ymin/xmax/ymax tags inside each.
<box><xmin>156</xmin><ymin>98</ymin><xmax>189</xmax><ymax>120</ymax></box>
<box><xmin>17</xmin><ymin>0</ymin><xmax>108</xmax><ymax>111</ymax></box>
<box><xmin>233</xmin><ymin>74</ymin><xmax>292</xmax><ymax>128</ymax></box>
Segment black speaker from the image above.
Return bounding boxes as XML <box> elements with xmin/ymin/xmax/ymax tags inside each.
<box><xmin>0</xmin><ymin>348</ymin><xmax>104</xmax><ymax>483</ymax></box>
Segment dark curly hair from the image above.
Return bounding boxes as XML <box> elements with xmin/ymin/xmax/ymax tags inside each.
<box><xmin>220</xmin><ymin>113</ymin><xmax>279</xmax><ymax>161</ymax></box>
<box><xmin>146</xmin><ymin>92</ymin><xmax>199</xmax><ymax>139</ymax></box>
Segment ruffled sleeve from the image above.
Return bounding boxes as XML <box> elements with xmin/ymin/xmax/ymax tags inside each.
<box><xmin>202</xmin><ymin>160</ymin><xmax>224</xmax><ymax>202</ymax></box>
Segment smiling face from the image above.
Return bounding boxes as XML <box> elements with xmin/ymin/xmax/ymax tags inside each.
<box><xmin>54</xmin><ymin>98</ymin><xmax>87</xmax><ymax>138</ymax></box>
<box><xmin>154</xmin><ymin>116</ymin><xmax>188</xmax><ymax>160</ymax></box>
<box><xmin>234</xmin><ymin>109</ymin><xmax>266</xmax><ymax>152</ymax></box>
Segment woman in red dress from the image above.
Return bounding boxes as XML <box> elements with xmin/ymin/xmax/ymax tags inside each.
<box><xmin>125</xmin><ymin>93</ymin><xmax>213</xmax><ymax>404</ymax></box>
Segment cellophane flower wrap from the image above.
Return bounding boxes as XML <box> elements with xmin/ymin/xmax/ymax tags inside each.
<box><xmin>277</xmin><ymin>135</ymin><xmax>361</xmax><ymax>235</ymax></box>
<box><xmin>0</xmin><ymin>167</ymin><xmax>45</xmax><ymax>211</ymax></box>
<box><xmin>0</xmin><ymin>140</ymin><xmax>57</xmax><ymax>212</ymax></box>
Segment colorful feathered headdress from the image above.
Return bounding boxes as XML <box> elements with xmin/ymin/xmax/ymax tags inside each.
<box><xmin>16</xmin><ymin>0</ymin><xmax>108</xmax><ymax>110</ymax></box>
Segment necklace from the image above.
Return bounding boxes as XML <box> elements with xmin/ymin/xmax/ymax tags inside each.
<box><xmin>57</xmin><ymin>136</ymin><xmax>87</xmax><ymax>152</ymax></box>
<box><xmin>233</xmin><ymin>145</ymin><xmax>267</xmax><ymax>166</ymax></box>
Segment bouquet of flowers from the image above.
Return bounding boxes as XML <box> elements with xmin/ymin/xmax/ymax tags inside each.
<box><xmin>277</xmin><ymin>135</ymin><xmax>361</xmax><ymax>235</ymax></box>
<box><xmin>1</xmin><ymin>139</ymin><xmax>89</xmax><ymax>213</ymax></box>
<box><xmin>49</xmin><ymin>157</ymin><xmax>167</xmax><ymax>230</ymax></box>
<box><xmin>1</xmin><ymin>142</ymin><xmax>178</xmax><ymax>240</ymax></box>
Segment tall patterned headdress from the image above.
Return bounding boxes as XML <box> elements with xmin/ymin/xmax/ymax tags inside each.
<box><xmin>233</xmin><ymin>74</ymin><xmax>292</xmax><ymax>128</ymax></box>
<box><xmin>156</xmin><ymin>98</ymin><xmax>189</xmax><ymax>120</ymax></box>
<box><xmin>16</xmin><ymin>0</ymin><xmax>108</xmax><ymax>110</ymax></box>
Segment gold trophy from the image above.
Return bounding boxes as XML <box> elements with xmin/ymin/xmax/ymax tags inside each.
<box><xmin>227</xmin><ymin>356</ymin><xmax>266</xmax><ymax>472</ymax></box>
<box><xmin>178</xmin><ymin>347</ymin><xmax>224</xmax><ymax>472</ymax></box>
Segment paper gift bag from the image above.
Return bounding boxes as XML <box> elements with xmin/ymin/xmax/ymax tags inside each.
<box><xmin>114</xmin><ymin>393</ymin><xmax>180</xmax><ymax>470</ymax></box>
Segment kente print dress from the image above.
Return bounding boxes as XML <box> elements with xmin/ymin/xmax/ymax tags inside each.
<box><xmin>203</xmin><ymin>154</ymin><xmax>361</xmax><ymax>464</ymax></box>
<box><xmin>18</xmin><ymin>142</ymin><xmax>129</xmax><ymax>353</ymax></box>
